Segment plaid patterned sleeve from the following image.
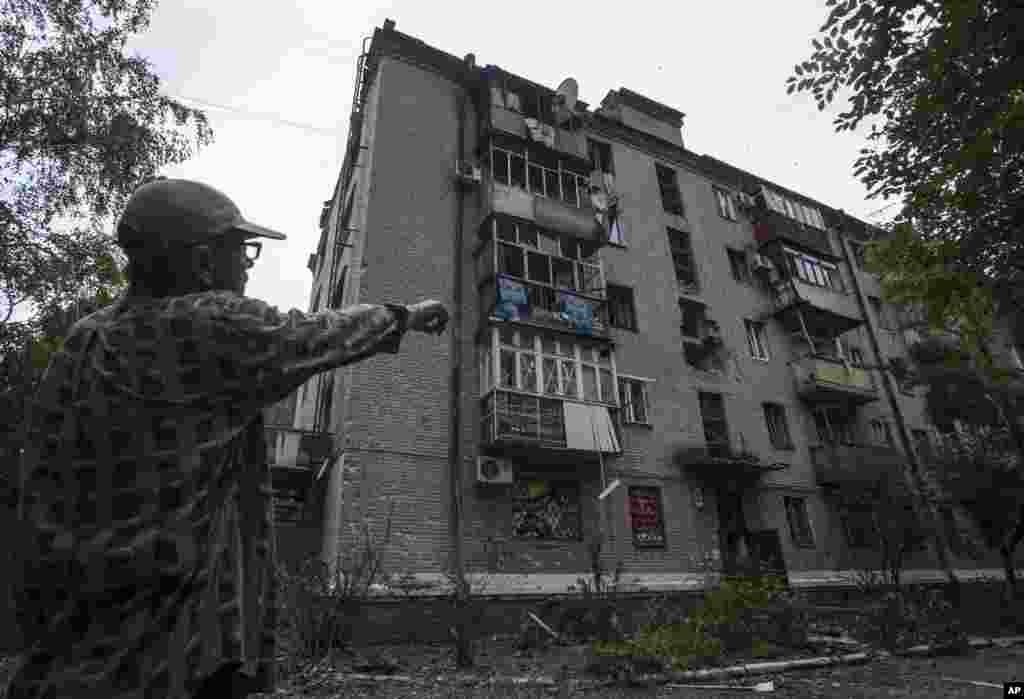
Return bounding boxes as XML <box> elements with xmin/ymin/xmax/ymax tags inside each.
<box><xmin>182</xmin><ymin>292</ymin><xmax>409</xmax><ymax>405</ymax></box>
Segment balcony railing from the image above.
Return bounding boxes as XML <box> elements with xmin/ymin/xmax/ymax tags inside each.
<box><xmin>793</xmin><ymin>355</ymin><xmax>878</xmax><ymax>404</ymax></box>
<box><xmin>480</xmin><ymin>388</ymin><xmax>621</xmax><ymax>453</ymax></box>
<box><xmin>481</xmin><ymin>274</ymin><xmax>610</xmax><ymax>338</ymax></box>
<box><xmin>767</xmin><ymin>278</ymin><xmax>864</xmax><ymax>335</ymax></box>
<box><xmin>265</xmin><ymin>426</ymin><xmax>334</xmax><ymax>471</ymax></box>
<box><xmin>752</xmin><ymin>206</ymin><xmax>834</xmax><ymax>257</ymax></box>
<box><xmin>810</xmin><ymin>443</ymin><xmax>906</xmax><ymax>488</ymax></box>
<box><xmin>489</xmin><ymin>103</ymin><xmax>588</xmax><ymax>161</ymax></box>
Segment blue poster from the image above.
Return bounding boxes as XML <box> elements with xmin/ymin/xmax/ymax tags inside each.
<box><xmin>558</xmin><ymin>292</ymin><xmax>592</xmax><ymax>336</ymax></box>
<box><xmin>495</xmin><ymin>275</ymin><xmax>529</xmax><ymax>321</ymax></box>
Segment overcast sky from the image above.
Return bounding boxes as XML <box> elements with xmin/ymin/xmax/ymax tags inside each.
<box><xmin>120</xmin><ymin>0</ymin><xmax>889</xmax><ymax>316</ymax></box>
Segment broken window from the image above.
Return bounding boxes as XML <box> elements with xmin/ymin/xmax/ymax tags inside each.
<box><xmin>699</xmin><ymin>392</ymin><xmax>729</xmax><ymax>457</ymax></box>
<box><xmin>655</xmin><ymin>163</ymin><xmax>685</xmax><ymax>216</ymax></box>
<box><xmin>763</xmin><ymin>403</ymin><xmax>793</xmax><ymax>449</ymax></box>
<box><xmin>667</xmin><ymin>228</ymin><xmax>697</xmax><ymax>291</ymax></box>
<box><xmin>784</xmin><ymin>497</ymin><xmax>815</xmax><ymax>548</ymax></box>
<box><xmin>512</xmin><ymin>480</ymin><xmax>581</xmax><ymax>540</ymax></box>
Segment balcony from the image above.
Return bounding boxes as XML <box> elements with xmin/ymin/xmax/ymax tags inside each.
<box><xmin>480</xmin><ymin>388</ymin><xmax>620</xmax><ymax>454</ymax></box>
<box><xmin>751</xmin><ymin>203</ymin><xmax>834</xmax><ymax>258</ymax></box>
<box><xmin>810</xmin><ymin>443</ymin><xmax>906</xmax><ymax>488</ymax></box>
<box><xmin>672</xmin><ymin>442</ymin><xmax>786</xmax><ymax>483</ymax></box>
<box><xmin>265</xmin><ymin>426</ymin><xmax>334</xmax><ymax>471</ymax></box>
<box><xmin>793</xmin><ymin>356</ymin><xmax>878</xmax><ymax>405</ymax></box>
<box><xmin>765</xmin><ymin>278</ymin><xmax>864</xmax><ymax>336</ymax></box>
<box><xmin>489</xmin><ymin>101</ymin><xmax>588</xmax><ymax>161</ymax></box>
<box><xmin>480</xmin><ymin>274</ymin><xmax>610</xmax><ymax>339</ymax></box>
<box><xmin>485</xmin><ymin>162</ymin><xmax>608</xmax><ymax>251</ymax></box>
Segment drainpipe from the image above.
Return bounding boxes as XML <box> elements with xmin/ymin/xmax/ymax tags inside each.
<box><xmin>836</xmin><ymin>219</ymin><xmax>960</xmax><ymax>596</ymax></box>
<box><xmin>448</xmin><ymin>59</ymin><xmax>471</xmax><ymax>663</ymax></box>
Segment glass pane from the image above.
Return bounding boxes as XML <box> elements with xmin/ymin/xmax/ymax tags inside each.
<box><xmin>599</xmin><ymin>369</ymin><xmax>614</xmax><ymax>403</ymax></box>
<box><xmin>561</xmin><ymin>360</ymin><xmax>577</xmax><ymax>397</ymax></box>
<box><xmin>510</xmin><ymin>153</ymin><xmax>526</xmax><ymax>189</ymax></box>
<box><xmin>498</xmin><ymin>242</ymin><xmax>524</xmax><ymax>278</ymax></box>
<box><xmin>519</xmin><ymin>226</ymin><xmax>538</xmax><ymax>248</ymax></box>
<box><xmin>561</xmin><ymin>171</ymin><xmax>578</xmax><ymax>206</ymax></box>
<box><xmin>545</xmin><ymin>170</ymin><xmax>561</xmax><ymax>202</ymax></box>
<box><xmin>539</xmin><ymin>232</ymin><xmax>560</xmax><ymax>256</ymax></box>
<box><xmin>520</xmin><ymin>354</ymin><xmax>537</xmax><ymax>393</ymax></box>
<box><xmin>552</xmin><ymin>257</ymin><xmax>575</xmax><ymax>290</ymax></box>
<box><xmin>492</xmin><ymin>149</ymin><xmax>509</xmax><ymax>185</ymax></box>
<box><xmin>527</xmin><ymin>251</ymin><xmax>552</xmax><ymax>284</ymax></box>
<box><xmin>631</xmin><ymin>382</ymin><xmax>647</xmax><ymax>423</ymax></box>
<box><xmin>500</xmin><ymin>349</ymin><xmax>516</xmax><ymax>388</ymax></box>
<box><xmin>528</xmin><ymin>163</ymin><xmax>545</xmax><ymax>195</ymax></box>
<box><xmin>543</xmin><ymin>358</ymin><xmax>559</xmax><ymax>395</ymax></box>
<box><xmin>497</xmin><ymin>218</ymin><xmax>517</xmax><ymax>242</ymax></box>
<box><xmin>561</xmin><ymin>237</ymin><xmax>579</xmax><ymax>260</ymax></box>
<box><xmin>582</xmin><ymin>365</ymin><xmax>598</xmax><ymax>402</ymax></box>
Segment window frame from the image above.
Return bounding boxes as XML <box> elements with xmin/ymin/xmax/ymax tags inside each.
<box><xmin>785</xmin><ymin>249</ymin><xmax>843</xmax><ymax>291</ymax></box>
<box><xmin>745</xmin><ymin>319</ymin><xmax>770</xmax><ymax>361</ymax></box>
<box><xmin>617</xmin><ymin>376</ymin><xmax>652</xmax><ymax>426</ymax></box>
<box><xmin>667</xmin><ymin>227</ymin><xmax>698</xmax><ymax>292</ymax></box>
<box><xmin>698</xmin><ymin>391</ymin><xmax>730</xmax><ymax>456</ymax></box>
<box><xmin>606</xmin><ymin>283</ymin><xmax>638</xmax><ymax>332</ymax></box>
<box><xmin>655</xmin><ymin>163</ymin><xmax>685</xmax><ymax>216</ymax></box>
<box><xmin>784</xmin><ymin>496</ymin><xmax>815</xmax><ymax>548</ymax></box>
<box><xmin>512</xmin><ymin>479</ymin><xmax>583</xmax><ymax>541</ymax></box>
<box><xmin>489</xmin><ymin>141</ymin><xmax>590</xmax><ymax>208</ymax></box>
<box><xmin>870</xmin><ymin>418</ymin><xmax>893</xmax><ymax>446</ymax></box>
<box><xmin>588</xmin><ymin>138</ymin><xmax>614</xmax><ymax>175</ymax></box>
<box><xmin>726</xmin><ymin>247</ymin><xmax>750</xmax><ymax>283</ymax></box>
<box><xmin>628</xmin><ymin>486</ymin><xmax>667</xmax><ymax>549</ymax></box>
<box><xmin>763</xmin><ymin>402</ymin><xmax>794</xmax><ymax>450</ymax></box>
<box><xmin>713</xmin><ymin>186</ymin><xmax>737</xmax><ymax>221</ymax></box>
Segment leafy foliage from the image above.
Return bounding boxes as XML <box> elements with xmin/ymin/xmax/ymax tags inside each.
<box><xmin>788</xmin><ymin>0</ymin><xmax>1024</xmax><ymax>368</ymax></box>
<box><xmin>1</xmin><ymin>0</ymin><xmax>212</xmax><ymax>362</ymax></box>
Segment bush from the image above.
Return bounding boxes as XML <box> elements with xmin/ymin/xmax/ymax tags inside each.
<box><xmin>591</xmin><ymin>575</ymin><xmax>805</xmax><ymax>674</ymax></box>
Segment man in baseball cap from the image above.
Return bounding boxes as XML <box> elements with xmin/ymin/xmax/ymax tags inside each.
<box><xmin>10</xmin><ymin>179</ymin><xmax>448</xmax><ymax>698</ymax></box>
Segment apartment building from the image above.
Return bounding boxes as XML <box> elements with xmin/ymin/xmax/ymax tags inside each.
<box><xmin>268</xmin><ymin>20</ymin><xmax>1024</xmax><ymax>590</ymax></box>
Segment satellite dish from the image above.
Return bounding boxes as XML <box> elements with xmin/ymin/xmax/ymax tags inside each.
<box><xmin>555</xmin><ymin>77</ymin><xmax>579</xmax><ymax>113</ymax></box>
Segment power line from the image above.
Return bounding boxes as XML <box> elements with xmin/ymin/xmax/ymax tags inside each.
<box><xmin>170</xmin><ymin>94</ymin><xmax>344</xmax><ymax>136</ymax></box>
<box><xmin>865</xmin><ymin>200</ymin><xmax>901</xmax><ymax>219</ymax></box>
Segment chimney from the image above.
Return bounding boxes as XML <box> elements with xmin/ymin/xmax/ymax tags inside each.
<box><xmin>383</xmin><ymin>18</ymin><xmax>396</xmax><ymax>31</ymax></box>
<box><xmin>464</xmin><ymin>53</ymin><xmax>476</xmax><ymax>69</ymax></box>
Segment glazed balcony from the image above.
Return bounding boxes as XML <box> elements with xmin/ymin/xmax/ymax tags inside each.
<box><xmin>810</xmin><ymin>443</ymin><xmax>906</xmax><ymax>488</ymax></box>
<box><xmin>480</xmin><ymin>275</ymin><xmax>610</xmax><ymax>339</ymax></box>
<box><xmin>486</xmin><ymin>146</ymin><xmax>609</xmax><ymax>251</ymax></box>
<box><xmin>751</xmin><ymin>201</ymin><xmax>834</xmax><ymax>258</ymax></box>
<box><xmin>479</xmin><ymin>388</ymin><xmax>620</xmax><ymax>454</ymax></box>
<box><xmin>765</xmin><ymin>278</ymin><xmax>864</xmax><ymax>336</ymax></box>
<box><xmin>793</xmin><ymin>356</ymin><xmax>878</xmax><ymax>405</ymax></box>
<box><xmin>265</xmin><ymin>426</ymin><xmax>334</xmax><ymax>471</ymax></box>
<box><xmin>489</xmin><ymin>99</ymin><xmax>588</xmax><ymax>161</ymax></box>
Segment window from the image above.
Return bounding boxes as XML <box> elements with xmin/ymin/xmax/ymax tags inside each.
<box><xmin>763</xmin><ymin>403</ymin><xmax>793</xmax><ymax>449</ymax></box>
<box><xmin>846</xmin><ymin>345</ymin><xmax>865</xmax><ymax>367</ymax></box>
<box><xmin>513</xmin><ymin>480</ymin><xmax>581</xmax><ymax>540</ymax></box>
<box><xmin>655</xmin><ymin>163</ymin><xmax>685</xmax><ymax>216</ymax></box>
<box><xmin>588</xmin><ymin>139</ymin><xmax>614</xmax><ymax>174</ymax></box>
<box><xmin>698</xmin><ymin>392</ymin><xmax>729</xmax><ymax>456</ymax></box>
<box><xmin>667</xmin><ymin>228</ymin><xmax>698</xmax><ymax>291</ymax></box>
<box><xmin>490</xmin><ymin>138</ymin><xmax>589</xmax><ymax>207</ymax></box>
<box><xmin>868</xmin><ymin>296</ymin><xmax>893</xmax><ymax>330</ymax></box>
<box><xmin>786</xmin><ymin>250</ymin><xmax>842</xmax><ymax>291</ymax></box>
<box><xmin>841</xmin><ymin>506</ymin><xmax>875</xmax><ymax>549</ymax></box>
<box><xmin>912</xmin><ymin>429</ymin><xmax>932</xmax><ymax>461</ymax></box>
<box><xmin>714</xmin><ymin>187</ymin><xmax>737</xmax><ymax>221</ymax></box>
<box><xmin>494</xmin><ymin>329</ymin><xmax>616</xmax><ymax>404</ymax></box>
<box><xmin>618</xmin><ymin>377</ymin><xmax>651</xmax><ymax>425</ymax></box>
<box><xmin>606</xmin><ymin>284</ymin><xmax>637</xmax><ymax>331</ymax></box>
<box><xmin>727</xmin><ymin>248</ymin><xmax>750</xmax><ymax>283</ymax></box>
<box><xmin>629</xmin><ymin>486</ymin><xmax>666</xmax><ymax>548</ymax></box>
<box><xmin>329</xmin><ymin>266</ymin><xmax>347</xmax><ymax>309</ymax></box>
<box><xmin>813</xmin><ymin>406</ymin><xmax>856</xmax><ymax>445</ymax></box>
<box><xmin>745</xmin><ymin>320</ymin><xmax>769</xmax><ymax>360</ymax></box>
<box><xmin>870</xmin><ymin>419</ymin><xmax>893</xmax><ymax>446</ymax></box>
<box><xmin>679</xmin><ymin>299</ymin><xmax>706</xmax><ymax>340</ymax></box>
<box><xmin>784</xmin><ymin>496</ymin><xmax>815</xmax><ymax>548</ymax></box>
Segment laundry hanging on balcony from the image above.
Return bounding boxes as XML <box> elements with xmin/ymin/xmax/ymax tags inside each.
<box><xmin>558</xmin><ymin>291</ymin><xmax>593</xmax><ymax>335</ymax></box>
<box><xmin>495</xmin><ymin>275</ymin><xmax>529</xmax><ymax>321</ymax></box>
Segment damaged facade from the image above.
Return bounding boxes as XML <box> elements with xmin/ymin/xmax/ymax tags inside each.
<box><xmin>266</xmin><ymin>20</ymin><xmax>1024</xmax><ymax>591</ymax></box>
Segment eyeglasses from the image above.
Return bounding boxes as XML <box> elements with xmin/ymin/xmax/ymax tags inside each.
<box><xmin>243</xmin><ymin>241</ymin><xmax>261</xmax><ymax>263</ymax></box>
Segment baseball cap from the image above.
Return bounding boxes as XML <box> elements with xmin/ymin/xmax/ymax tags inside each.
<box><xmin>117</xmin><ymin>178</ymin><xmax>287</xmax><ymax>247</ymax></box>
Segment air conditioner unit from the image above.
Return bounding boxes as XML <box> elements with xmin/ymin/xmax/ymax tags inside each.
<box><xmin>455</xmin><ymin>160</ymin><xmax>481</xmax><ymax>185</ymax></box>
<box><xmin>476</xmin><ymin>456</ymin><xmax>514</xmax><ymax>485</ymax></box>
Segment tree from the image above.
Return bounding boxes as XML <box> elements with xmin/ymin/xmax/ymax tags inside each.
<box><xmin>1</xmin><ymin>0</ymin><xmax>212</xmax><ymax>363</ymax></box>
<box><xmin>930</xmin><ymin>426</ymin><xmax>1024</xmax><ymax>604</ymax></box>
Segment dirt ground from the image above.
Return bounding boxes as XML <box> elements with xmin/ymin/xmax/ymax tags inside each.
<box><xmin>262</xmin><ymin>642</ymin><xmax>1023</xmax><ymax>698</ymax></box>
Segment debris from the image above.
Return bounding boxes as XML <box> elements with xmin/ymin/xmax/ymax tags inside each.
<box><xmin>939</xmin><ymin>676</ymin><xmax>1003</xmax><ymax>689</ymax></box>
<box><xmin>527</xmin><ymin>612</ymin><xmax>560</xmax><ymax>641</ymax></box>
<box><xmin>668</xmin><ymin>679</ymin><xmax>775</xmax><ymax>692</ymax></box>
